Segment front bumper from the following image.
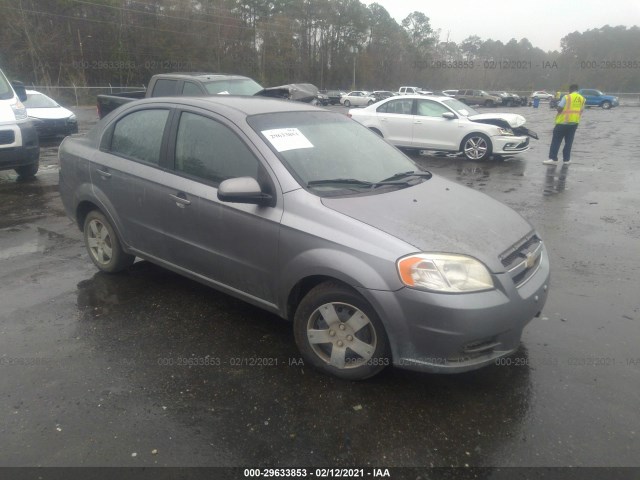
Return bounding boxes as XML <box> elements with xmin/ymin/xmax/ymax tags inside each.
<box><xmin>360</xmin><ymin>246</ymin><xmax>550</xmax><ymax>373</ymax></box>
<box><xmin>0</xmin><ymin>121</ymin><xmax>40</xmax><ymax>170</ymax></box>
<box><xmin>31</xmin><ymin>117</ymin><xmax>79</xmax><ymax>138</ymax></box>
<box><xmin>492</xmin><ymin>135</ymin><xmax>530</xmax><ymax>154</ymax></box>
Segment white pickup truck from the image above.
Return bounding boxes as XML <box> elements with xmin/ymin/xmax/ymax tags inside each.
<box><xmin>0</xmin><ymin>68</ymin><xmax>39</xmax><ymax>177</ymax></box>
<box><xmin>398</xmin><ymin>86</ymin><xmax>433</xmax><ymax>95</ymax></box>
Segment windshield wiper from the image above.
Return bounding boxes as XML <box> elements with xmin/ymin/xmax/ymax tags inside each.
<box><xmin>379</xmin><ymin>170</ymin><xmax>432</xmax><ymax>183</ymax></box>
<box><xmin>308</xmin><ymin>172</ymin><xmax>431</xmax><ymax>190</ymax></box>
<box><xmin>307</xmin><ymin>178</ymin><xmax>375</xmax><ymax>188</ymax></box>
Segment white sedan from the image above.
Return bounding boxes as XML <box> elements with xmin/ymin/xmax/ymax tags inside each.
<box><xmin>340</xmin><ymin>91</ymin><xmax>377</xmax><ymax>108</ymax></box>
<box><xmin>348</xmin><ymin>95</ymin><xmax>537</xmax><ymax>161</ymax></box>
<box><xmin>23</xmin><ymin>90</ymin><xmax>78</xmax><ymax>138</ymax></box>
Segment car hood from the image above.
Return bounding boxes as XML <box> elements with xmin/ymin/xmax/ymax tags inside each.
<box><xmin>255</xmin><ymin>83</ymin><xmax>319</xmax><ymax>103</ymax></box>
<box><xmin>467</xmin><ymin>113</ymin><xmax>538</xmax><ymax>139</ymax></box>
<box><xmin>27</xmin><ymin>107</ymin><xmax>74</xmax><ymax>120</ymax></box>
<box><xmin>321</xmin><ymin>175</ymin><xmax>533</xmax><ymax>273</ymax></box>
<box><xmin>468</xmin><ymin>112</ymin><xmax>526</xmax><ymax>128</ymax></box>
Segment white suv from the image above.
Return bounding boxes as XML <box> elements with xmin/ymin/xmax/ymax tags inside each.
<box><xmin>0</xmin><ymin>68</ymin><xmax>40</xmax><ymax>177</ymax></box>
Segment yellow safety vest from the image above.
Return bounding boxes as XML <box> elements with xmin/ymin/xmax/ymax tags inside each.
<box><xmin>555</xmin><ymin>92</ymin><xmax>586</xmax><ymax>125</ymax></box>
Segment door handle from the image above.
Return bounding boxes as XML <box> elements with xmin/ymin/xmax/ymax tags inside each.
<box><xmin>96</xmin><ymin>168</ymin><xmax>112</xmax><ymax>179</ymax></box>
<box><xmin>169</xmin><ymin>193</ymin><xmax>191</xmax><ymax>208</ymax></box>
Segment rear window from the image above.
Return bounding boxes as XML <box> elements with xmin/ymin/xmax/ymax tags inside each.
<box><xmin>152</xmin><ymin>79</ymin><xmax>178</xmax><ymax>96</ymax></box>
<box><xmin>110</xmin><ymin>109</ymin><xmax>169</xmax><ymax>165</ymax></box>
<box><xmin>203</xmin><ymin>78</ymin><xmax>263</xmax><ymax>96</ymax></box>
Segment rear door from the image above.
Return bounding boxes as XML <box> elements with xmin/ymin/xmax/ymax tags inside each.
<box><xmin>92</xmin><ymin>106</ymin><xmax>173</xmax><ymax>254</ymax></box>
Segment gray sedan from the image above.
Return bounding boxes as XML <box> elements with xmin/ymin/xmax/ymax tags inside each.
<box><xmin>59</xmin><ymin>96</ymin><xmax>549</xmax><ymax>380</ymax></box>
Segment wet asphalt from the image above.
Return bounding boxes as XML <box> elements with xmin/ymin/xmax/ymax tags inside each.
<box><xmin>0</xmin><ymin>103</ymin><xmax>639</xmax><ymax>469</ymax></box>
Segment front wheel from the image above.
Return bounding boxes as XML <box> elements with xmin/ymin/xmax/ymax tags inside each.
<box><xmin>484</xmin><ymin>100</ymin><xmax>494</xmax><ymax>107</ymax></box>
<box><xmin>601</xmin><ymin>101</ymin><xmax>612</xmax><ymax>109</ymax></box>
<box><xmin>343</xmin><ymin>100</ymin><xmax>351</xmax><ymax>107</ymax></box>
<box><xmin>83</xmin><ymin>210</ymin><xmax>135</xmax><ymax>273</ymax></box>
<box><xmin>15</xmin><ymin>162</ymin><xmax>39</xmax><ymax>178</ymax></box>
<box><xmin>462</xmin><ymin>133</ymin><xmax>492</xmax><ymax>161</ymax></box>
<box><xmin>293</xmin><ymin>282</ymin><xmax>390</xmax><ymax>380</ymax></box>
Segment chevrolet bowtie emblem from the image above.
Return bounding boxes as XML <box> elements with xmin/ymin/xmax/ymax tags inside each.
<box><xmin>525</xmin><ymin>252</ymin><xmax>537</xmax><ymax>269</ymax></box>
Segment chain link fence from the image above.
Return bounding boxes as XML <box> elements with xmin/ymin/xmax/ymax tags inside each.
<box><xmin>27</xmin><ymin>84</ymin><xmax>147</xmax><ymax>107</ymax></box>
<box><xmin>27</xmin><ymin>85</ymin><xmax>640</xmax><ymax>108</ymax></box>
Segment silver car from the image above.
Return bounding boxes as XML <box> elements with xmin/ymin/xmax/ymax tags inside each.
<box><xmin>59</xmin><ymin>97</ymin><xmax>550</xmax><ymax>380</ymax></box>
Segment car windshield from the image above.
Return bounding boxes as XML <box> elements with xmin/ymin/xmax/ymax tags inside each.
<box><xmin>24</xmin><ymin>93</ymin><xmax>59</xmax><ymax>108</ymax></box>
<box><xmin>204</xmin><ymin>78</ymin><xmax>263</xmax><ymax>95</ymax></box>
<box><xmin>441</xmin><ymin>98</ymin><xmax>479</xmax><ymax>117</ymax></box>
<box><xmin>0</xmin><ymin>70</ymin><xmax>13</xmax><ymax>100</ymax></box>
<box><xmin>248</xmin><ymin>111</ymin><xmax>427</xmax><ymax>196</ymax></box>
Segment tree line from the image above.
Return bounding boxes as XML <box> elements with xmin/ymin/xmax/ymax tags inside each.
<box><xmin>1</xmin><ymin>0</ymin><xmax>638</xmax><ymax>94</ymax></box>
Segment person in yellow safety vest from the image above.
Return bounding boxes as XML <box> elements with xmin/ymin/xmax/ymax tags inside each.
<box><xmin>543</xmin><ymin>84</ymin><xmax>586</xmax><ymax>165</ymax></box>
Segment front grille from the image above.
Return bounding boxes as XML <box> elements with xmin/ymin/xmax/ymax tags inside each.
<box><xmin>0</xmin><ymin>130</ymin><xmax>16</xmax><ymax>145</ymax></box>
<box><xmin>500</xmin><ymin>234</ymin><xmax>543</xmax><ymax>286</ymax></box>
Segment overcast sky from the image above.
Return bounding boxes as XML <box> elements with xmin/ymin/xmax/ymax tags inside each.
<box><xmin>362</xmin><ymin>0</ymin><xmax>640</xmax><ymax>52</ymax></box>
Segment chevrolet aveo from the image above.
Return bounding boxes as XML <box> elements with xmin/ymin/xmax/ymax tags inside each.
<box><xmin>59</xmin><ymin>97</ymin><xmax>550</xmax><ymax>380</ymax></box>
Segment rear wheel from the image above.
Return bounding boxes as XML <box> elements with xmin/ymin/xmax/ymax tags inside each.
<box><xmin>15</xmin><ymin>162</ymin><xmax>39</xmax><ymax>178</ymax></box>
<box><xmin>462</xmin><ymin>133</ymin><xmax>492</xmax><ymax>161</ymax></box>
<box><xmin>293</xmin><ymin>282</ymin><xmax>390</xmax><ymax>380</ymax></box>
<box><xmin>83</xmin><ymin>210</ymin><xmax>135</xmax><ymax>273</ymax></box>
<box><xmin>367</xmin><ymin>100</ymin><xmax>374</xmax><ymax>106</ymax></box>
<box><xmin>601</xmin><ymin>101</ymin><xmax>612</xmax><ymax>109</ymax></box>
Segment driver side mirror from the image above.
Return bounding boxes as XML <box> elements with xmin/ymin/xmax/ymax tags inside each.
<box><xmin>11</xmin><ymin>81</ymin><xmax>27</xmax><ymax>102</ymax></box>
<box><xmin>217</xmin><ymin>177</ymin><xmax>273</xmax><ymax>206</ymax></box>
<box><xmin>442</xmin><ymin>112</ymin><xmax>456</xmax><ymax>120</ymax></box>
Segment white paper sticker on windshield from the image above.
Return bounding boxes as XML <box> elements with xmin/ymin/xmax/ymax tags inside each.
<box><xmin>261</xmin><ymin>128</ymin><xmax>314</xmax><ymax>152</ymax></box>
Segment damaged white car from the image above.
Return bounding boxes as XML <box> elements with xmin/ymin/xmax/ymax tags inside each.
<box><xmin>348</xmin><ymin>95</ymin><xmax>537</xmax><ymax>161</ymax></box>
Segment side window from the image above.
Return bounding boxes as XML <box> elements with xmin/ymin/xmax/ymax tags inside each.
<box><xmin>175</xmin><ymin>112</ymin><xmax>259</xmax><ymax>185</ymax></box>
<box><xmin>152</xmin><ymin>79</ymin><xmax>177</xmax><ymax>96</ymax></box>
<box><xmin>110</xmin><ymin>109</ymin><xmax>169</xmax><ymax>165</ymax></box>
<box><xmin>416</xmin><ymin>100</ymin><xmax>450</xmax><ymax>117</ymax></box>
<box><xmin>383</xmin><ymin>99</ymin><xmax>413</xmax><ymax>115</ymax></box>
<box><xmin>182</xmin><ymin>82</ymin><xmax>202</xmax><ymax>96</ymax></box>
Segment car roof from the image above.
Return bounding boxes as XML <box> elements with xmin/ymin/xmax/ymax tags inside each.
<box><xmin>162</xmin><ymin>73</ymin><xmax>254</xmax><ymax>81</ymax></box>
<box><xmin>127</xmin><ymin>96</ymin><xmax>320</xmax><ymax>117</ymax></box>
<box><xmin>380</xmin><ymin>94</ymin><xmax>451</xmax><ymax>101</ymax></box>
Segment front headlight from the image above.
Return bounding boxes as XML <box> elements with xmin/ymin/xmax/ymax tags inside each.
<box><xmin>397</xmin><ymin>253</ymin><xmax>494</xmax><ymax>293</ymax></box>
<box><xmin>12</xmin><ymin>100</ymin><xmax>28</xmax><ymax>120</ymax></box>
<box><xmin>497</xmin><ymin>127</ymin><xmax>514</xmax><ymax>136</ymax></box>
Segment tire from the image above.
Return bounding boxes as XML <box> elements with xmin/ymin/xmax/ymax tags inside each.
<box><xmin>293</xmin><ymin>281</ymin><xmax>390</xmax><ymax>380</ymax></box>
<box><xmin>367</xmin><ymin>100</ymin><xmax>374</xmax><ymax>106</ymax></box>
<box><xmin>83</xmin><ymin>210</ymin><xmax>135</xmax><ymax>273</ymax></box>
<box><xmin>344</xmin><ymin>100</ymin><xmax>351</xmax><ymax>107</ymax></box>
<box><xmin>484</xmin><ymin>100</ymin><xmax>494</xmax><ymax>107</ymax></box>
<box><xmin>461</xmin><ymin>133</ymin><xmax>492</xmax><ymax>161</ymax></box>
<box><xmin>601</xmin><ymin>101</ymin><xmax>612</xmax><ymax>109</ymax></box>
<box><xmin>15</xmin><ymin>162</ymin><xmax>39</xmax><ymax>178</ymax></box>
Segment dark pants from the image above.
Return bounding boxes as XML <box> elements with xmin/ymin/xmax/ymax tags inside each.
<box><xmin>549</xmin><ymin>123</ymin><xmax>579</xmax><ymax>161</ymax></box>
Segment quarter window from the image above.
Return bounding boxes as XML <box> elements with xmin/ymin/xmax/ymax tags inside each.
<box><xmin>110</xmin><ymin>109</ymin><xmax>169</xmax><ymax>165</ymax></box>
<box><xmin>175</xmin><ymin>112</ymin><xmax>259</xmax><ymax>185</ymax></box>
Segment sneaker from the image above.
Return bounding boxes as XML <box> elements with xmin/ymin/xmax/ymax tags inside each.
<box><xmin>562</xmin><ymin>160</ymin><xmax>571</xmax><ymax>165</ymax></box>
<box><xmin>543</xmin><ymin>159</ymin><xmax>559</xmax><ymax>165</ymax></box>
